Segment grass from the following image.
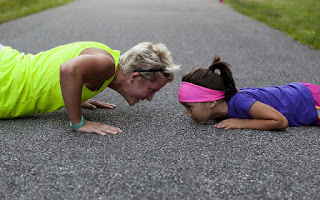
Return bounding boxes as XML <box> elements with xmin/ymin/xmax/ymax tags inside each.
<box><xmin>0</xmin><ymin>0</ymin><xmax>74</xmax><ymax>24</ymax></box>
<box><xmin>223</xmin><ymin>0</ymin><xmax>320</xmax><ymax>50</ymax></box>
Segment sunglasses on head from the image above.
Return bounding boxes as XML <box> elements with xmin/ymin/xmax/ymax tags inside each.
<box><xmin>134</xmin><ymin>68</ymin><xmax>170</xmax><ymax>77</ymax></box>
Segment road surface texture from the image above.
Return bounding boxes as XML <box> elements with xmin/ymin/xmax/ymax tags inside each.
<box><xmin>0</xmin><ymin>0</ymin><xmax>319</xmax><ymax>199</ymax></box>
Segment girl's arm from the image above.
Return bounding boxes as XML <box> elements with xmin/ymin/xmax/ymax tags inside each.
<box><xmin>60</xmin><ymin>53</ymin><xmax>122</xmax><ymax>135</ymax></box>
<box><xmin>214</xmin><ymin>101</ymin><xmax>289</xmax><ymax>130</ymax></box>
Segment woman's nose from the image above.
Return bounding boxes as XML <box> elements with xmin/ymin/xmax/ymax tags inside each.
<box><xmin>147</xmin><ymin>93</ymin><xmax>155</xmax><ymax>101</ymax></box>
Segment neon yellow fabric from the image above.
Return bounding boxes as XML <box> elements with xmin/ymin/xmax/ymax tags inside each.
<box><xmin>0</xmin><ymin>41</ymin><xmax>120</xmax><ymax>118</ymax></box>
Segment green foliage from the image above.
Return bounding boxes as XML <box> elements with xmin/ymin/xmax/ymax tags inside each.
<box><xmin>0</xmin><ymin>0</ymin><xmax>73</xmax><ymax>24</ymax></box>
<box><xmin>224</xmin><ymin>0</ymin><xmax>320</xmax><ymax>50</ymax></box>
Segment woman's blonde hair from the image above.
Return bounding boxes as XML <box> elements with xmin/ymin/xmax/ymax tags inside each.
<box><xmin>119</xmin><ymin>42</ymin><xmax>180</xmax><ymax>82</ymax></box>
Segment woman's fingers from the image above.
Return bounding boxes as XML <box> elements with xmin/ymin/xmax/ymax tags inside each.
<box><xmin>81</xmin><ymin>102</ymin><xmax>97</xmax><ymax>109</ymax></box>
<box><xmin>76</xmin><ymin>121</ymin><xmax>122</xmax><ymax>135</ymax></box>
<box><xmin>97</xmin><ymin>102</ymin><xmax>116</xmax><ymax>109</ymax></box>
<box><xmin>81</xmin><ymin>99</ymin><xmax>116</xmax><ymax>109</ymax></box>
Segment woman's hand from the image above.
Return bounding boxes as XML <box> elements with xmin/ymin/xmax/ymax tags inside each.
<box><xmin>81</xmin><ymin>99</ymin><xmax>116</xmax><ymax>110</ymax></box>
<box><xmin>76</xmin><ymin>120</ymin><xmax>122</xmax><ymax>135</ymax></box>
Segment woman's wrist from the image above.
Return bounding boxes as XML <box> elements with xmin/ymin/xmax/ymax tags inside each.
<box><xmin>70</xmin><ymin>115</ymin><xmax>85</xmax><ymax>129</ymax></box>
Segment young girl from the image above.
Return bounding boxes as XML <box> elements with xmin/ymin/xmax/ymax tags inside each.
<box><xmin>178</xmin><ymin>56</ymin><xmax>320</xmax><ymax>130</ymax></box>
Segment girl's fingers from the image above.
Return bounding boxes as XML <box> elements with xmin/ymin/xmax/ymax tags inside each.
<box><xmin>214</xmin><ymin>121</ymin><xmax>232</xmax><ymax>129</ymax></box>
<box><xmin>214</xmin><ymin>123</ymin><xmax>225</xmax><ymax>128</ymax></box>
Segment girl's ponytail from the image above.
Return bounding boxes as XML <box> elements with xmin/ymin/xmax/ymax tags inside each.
<box><xmin>182</xmin><ymin>55</ymin><xmax>237</xmax><ymax>102</ymax></box>
<box><xmin>208</xmin><ymin>56</ymin><xmax>237</xmax><ymax>101</ymax></box>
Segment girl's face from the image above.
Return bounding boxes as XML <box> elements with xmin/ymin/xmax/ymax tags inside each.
<box><xmin>181</xmin><ymin>102</ymin><xmax>213</xmax><ymax>124</ymax></box>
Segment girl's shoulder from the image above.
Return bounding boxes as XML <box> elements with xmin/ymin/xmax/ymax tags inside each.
<box><xmin>227</xmin><ymin>92</ymin><xmax>257</xmax><ymax>119</ymax></box>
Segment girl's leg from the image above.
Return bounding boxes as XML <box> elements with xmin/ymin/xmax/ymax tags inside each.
<box><xmin>0</xmin><ymin>43</ymin><xmax>3</xmax><ymax>52</ymax></box>
<box><xmin>301</xmin><ymin>82</ymin><xmax>320</xmax><ymax>125</ymax></box>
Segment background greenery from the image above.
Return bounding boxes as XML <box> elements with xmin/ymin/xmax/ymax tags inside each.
<box><xmin>0</xmin><ymin>0</ymin><xmax>73</xmax><ymax>24</ymax></box>
<box><xmin>224</xmin><ymin>0</ymin><xmax>320</xmax><ymax>50</ymax></box>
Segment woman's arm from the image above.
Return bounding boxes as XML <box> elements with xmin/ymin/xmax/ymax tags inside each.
<box><xmin>81</xmin><ymin>99</ymin><xmax>116</xmax><ymax>110</ymax></box>
<box><xmin>60</xmin><ymin>53</ymin><xmax>122</xmax><ymax>135</ymax></box>
<box><xmin>214</xmin><ymin>101</ymin><xmax>289</xmax><ymax>130</ymax></box>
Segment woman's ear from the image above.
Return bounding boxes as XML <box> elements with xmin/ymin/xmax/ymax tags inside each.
<box><xmin>130</xmin><ymin>72</ymin><xmax>140</xmax><ymax>83</ymax></box>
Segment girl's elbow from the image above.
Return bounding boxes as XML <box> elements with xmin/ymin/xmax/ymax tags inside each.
<box><xmin>278</xmin><ymin>117</ymin><xmax>289</xmax><ymax>129</ymax></box>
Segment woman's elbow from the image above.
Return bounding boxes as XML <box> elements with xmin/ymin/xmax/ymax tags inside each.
<box><xmin>60</xmin><ymin>64</ymin><xmax>71</xmax><ymax>76</ymax></box>
<box><xmin>60</xmin><ymin>64</ymin><xmax>78</xmax><ymax>80</ymax></box>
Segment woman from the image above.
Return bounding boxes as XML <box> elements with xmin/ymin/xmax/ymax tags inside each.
<box><xmin>0</xmin><ymin>41</ymin><xmax>180</xmax><ymax>135</ymax></box>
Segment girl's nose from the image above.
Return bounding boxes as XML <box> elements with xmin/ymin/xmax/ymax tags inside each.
<box><xmin>186</xmin><ymin>109</ymin><xmax>192</xmax><ymax>117</ymax></box>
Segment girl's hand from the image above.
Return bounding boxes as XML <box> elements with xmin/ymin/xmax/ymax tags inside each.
<box><xmin>81</xmin><ymin>99</ymin><xmax>116</xmax><ymax>110</ymax></box>
<box><xmin>214</xmin><ymin>118</ymin><xmax>245</xmax><ymax>130</ymax></box>
<box><xmin>76</xmin><ymin>120</ymin><xmax>122</xmax><ymax>135</ymax></box>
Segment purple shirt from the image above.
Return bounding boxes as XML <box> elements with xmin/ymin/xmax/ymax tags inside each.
<box><xmin>227</xmin><ymin>82</ymin><xmax>318</xmax><ymax>126</ymax></box>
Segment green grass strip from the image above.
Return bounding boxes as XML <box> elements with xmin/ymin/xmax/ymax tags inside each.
<box><xmin>0</xmin><ymin>0</ymin><xmax>74</xmax><ymax>24</ymax></box>
<box><xmin>224</xmin><ymin>0</ymin><xmax>320</xmax><ymax>50</ymax></box>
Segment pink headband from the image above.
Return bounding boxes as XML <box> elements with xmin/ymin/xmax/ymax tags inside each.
<box><xmin>178</xmin><ymin>82</ymin><xmax>225</xmax><ymax>102</ymax></box>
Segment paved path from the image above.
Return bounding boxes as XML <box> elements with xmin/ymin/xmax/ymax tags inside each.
<box><xmin>1</xmin><ymin>0</ymin><xmax>319</xmax><ymax>199</ymax></box>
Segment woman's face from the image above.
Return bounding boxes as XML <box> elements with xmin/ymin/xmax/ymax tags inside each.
<box><xmin>181</xmin><ymin>102</ymin><xmax>213</xmax><ymax>124</ymax></box>
<box><xmin>125</xmin><ymin>76</ymin><xmax>167</xmax><ymax>106</ymax></box>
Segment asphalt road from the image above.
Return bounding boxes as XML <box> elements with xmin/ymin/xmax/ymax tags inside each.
<box><xmin>1</xmin><ymin>0</ymin><xmax>320</xmax><ymax>199</ymax></box>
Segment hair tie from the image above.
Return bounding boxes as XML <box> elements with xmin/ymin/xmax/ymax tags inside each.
<box><xmin>209</xmin><ymin>65</ymin><xmax>215</xmax><ymax>71</ymax></box>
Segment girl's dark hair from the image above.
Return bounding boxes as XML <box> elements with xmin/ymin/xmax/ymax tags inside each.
<box><xmin>182</xmin><ymin>55</ymin><xmax>237</xmax><ymax>101</ymax></box>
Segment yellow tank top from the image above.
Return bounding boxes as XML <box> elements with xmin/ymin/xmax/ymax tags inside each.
<box><xmin>0</xmin><ymin>41</ymin><xmax>120</xmax><ymax>118</ymax></box>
